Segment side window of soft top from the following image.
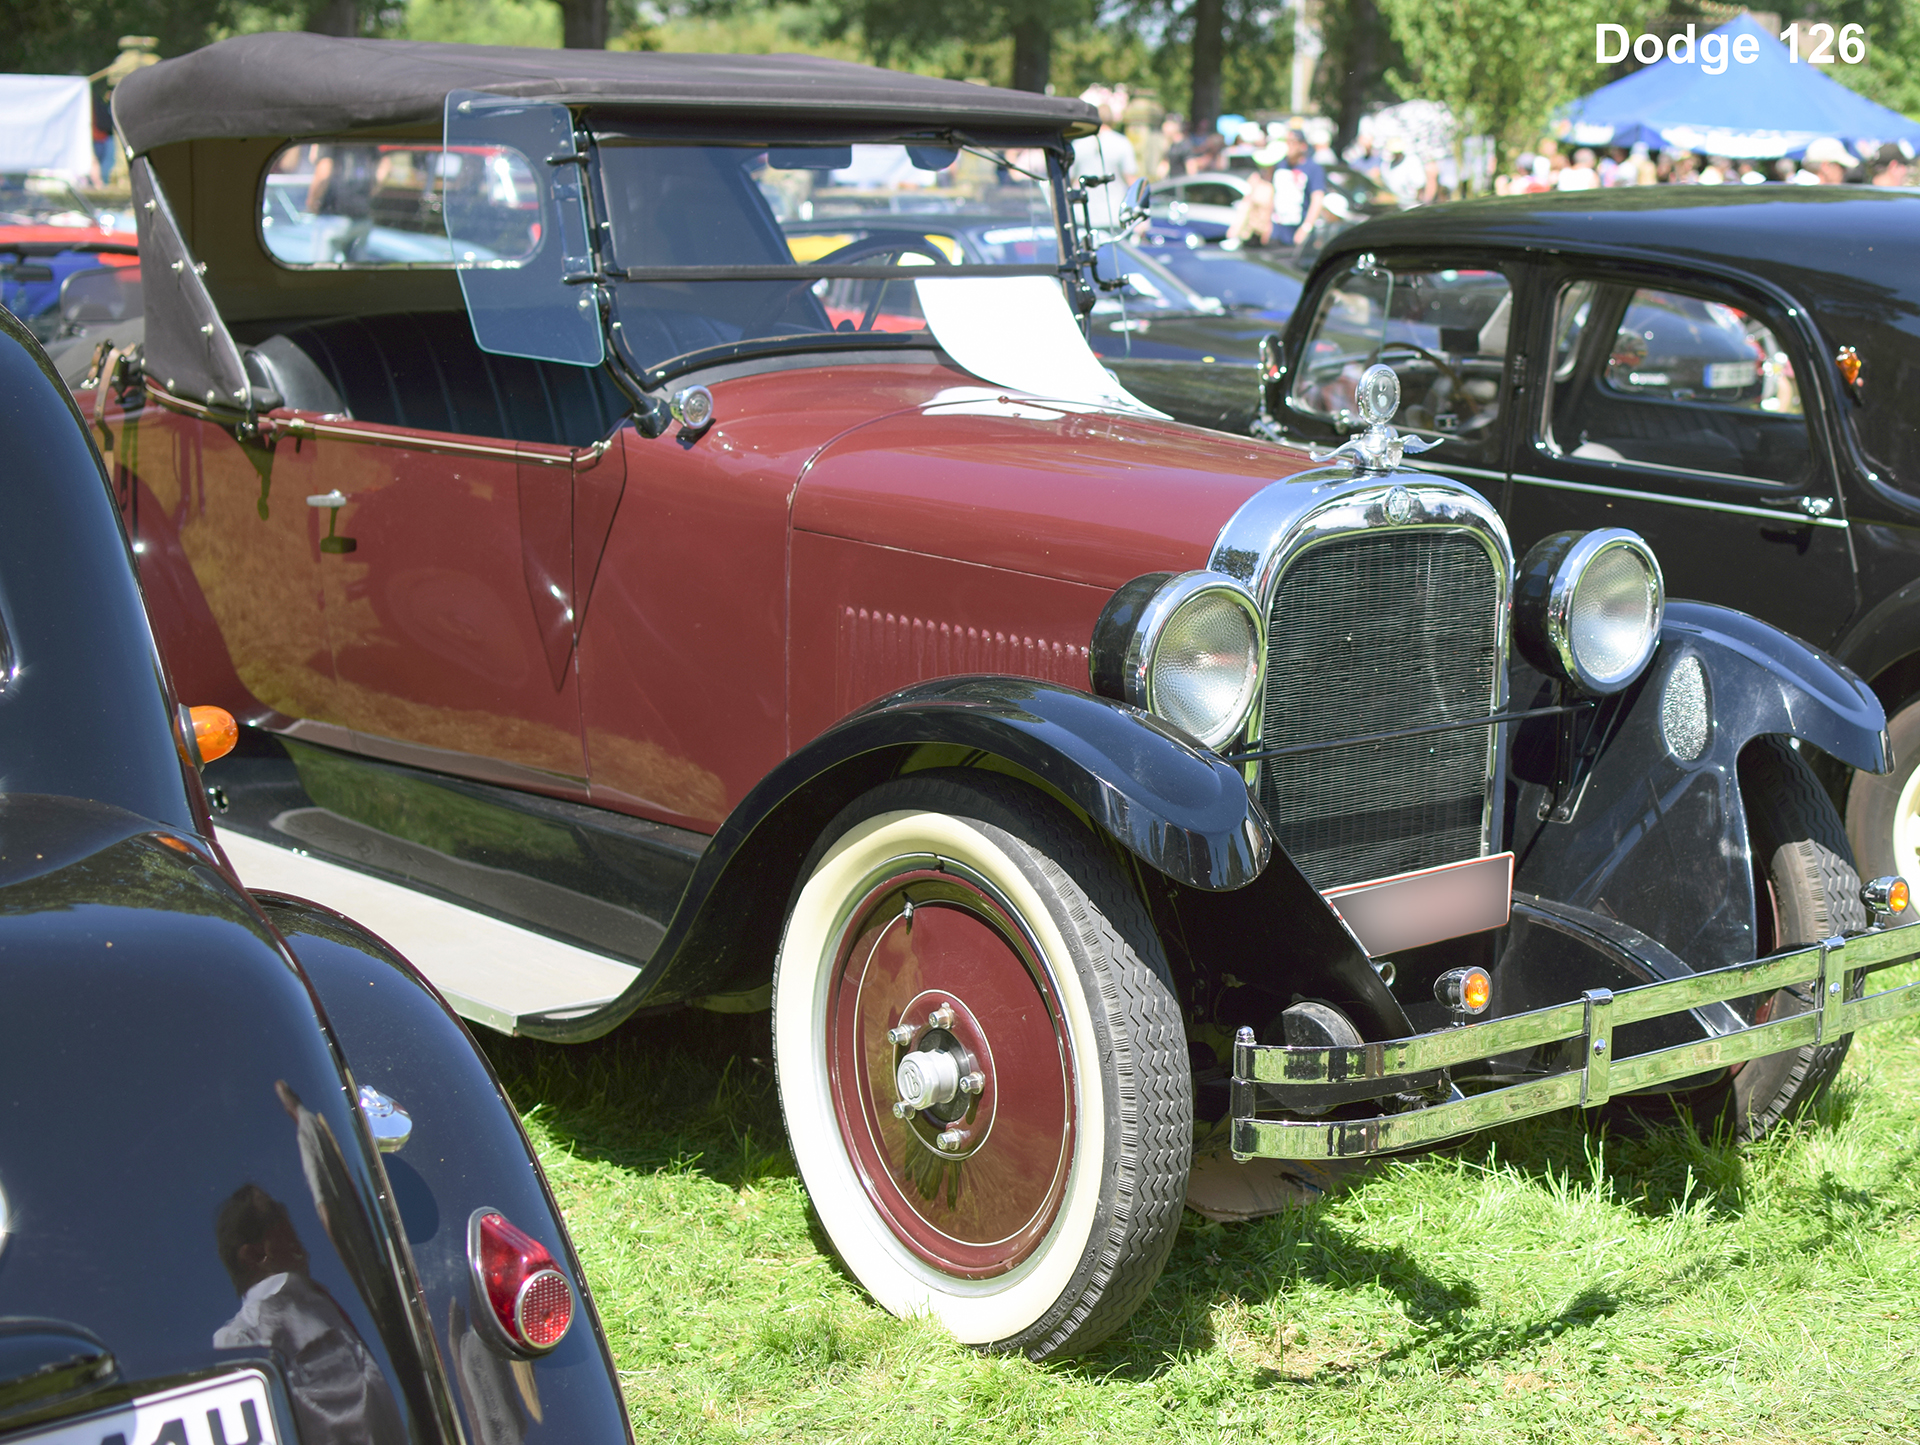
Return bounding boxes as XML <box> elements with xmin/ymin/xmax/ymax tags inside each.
<box><xmin>1289</xmin><ymin>260</ymin><xmax>1512</xmax><ymax>445</ymax></box>
<box><xmin>1543</xmin><ymin>278</ymin><xmax>1811</xmax><ymax>486</ymax></box>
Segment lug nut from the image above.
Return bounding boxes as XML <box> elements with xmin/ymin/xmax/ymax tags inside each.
<box><xmin>936</xmin><ymin>1128</ymin><xmax>966</xmax><ymax>1152</ymax></box>
<box><xmin>959</xmin><ymin>1071</ymin><xmax>985</xmax><ymax>1095</ymax></box>
<box><xmin>892</xmin><ymin>1101</ymin><xmax>917</xmax><ymax>1120</ymax></box>
<box><xmin>887</xmin><ymin>1024</ymin><xmax>916</xmax><ymax>1046</ymax></box>
<box><xmin>928</xmin><ymin>1005</ymin><xmax>955</xmax><ymax>1030</ymax></box>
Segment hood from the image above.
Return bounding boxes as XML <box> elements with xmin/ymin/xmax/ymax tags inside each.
<box><xmin>0</xmin><ymin>797</ymin><xmax>435</xmax><ymax>1439</ymax></box>
<box><xmin>791</xmin><ymin>378</ymin><xmax>1316</xmax><ymax>589</ymax></box>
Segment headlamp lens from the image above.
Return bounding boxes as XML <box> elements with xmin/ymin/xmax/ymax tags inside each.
<box><xmin>1150</xmin><ymin>588</ymin><xmax>1261</xmax><ymax>749</ymax></box>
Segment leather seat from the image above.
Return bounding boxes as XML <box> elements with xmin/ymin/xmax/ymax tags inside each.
<box><xmin>246</xmin><ymin>311</ymin><xmax>628</xmax><ymax>449</ymax></box>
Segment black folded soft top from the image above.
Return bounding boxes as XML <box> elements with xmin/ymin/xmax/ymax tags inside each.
<box><xmin>113</xmin><ymin>33</ymin><xmax>1098</xmax><ymax>154</ymax></box>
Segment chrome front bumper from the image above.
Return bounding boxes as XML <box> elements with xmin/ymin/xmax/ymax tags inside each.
<box><xmin>1231</xmin><ymin>922</ymin><xmax>1920</xmax><ymax>1160</ymax></box>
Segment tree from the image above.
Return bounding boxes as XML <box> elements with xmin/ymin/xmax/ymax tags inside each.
<box><xmin>554</xmin><ymin>0</ymin><xmax>611</xmax><ymax>47</ymax></box>
<box><xmin>0</xmin><ymin>0</ymin><xmax>245</xmax><ymax>74</ymax></box>
<box><xmin>820</xmin><ymin>0</ymin><xmax>1095</xmax><ymax>93</ymax></box>
<box><xmin>1376</xmin><ymin>0</ymin><xmax>1657</xmax><ymax>177</ymax></box>
<box><xmin>1319</xmin><ymin>0</ymin><xmax>1403</xmax><ymax>151</ymax></box>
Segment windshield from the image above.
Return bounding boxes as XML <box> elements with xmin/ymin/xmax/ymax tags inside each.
<box><xmin>592</xmin><ymin>140</ymin><xmax>1062</xmax><ymax>375</ymax></box>
<box><xmin>0</xmin><ymin>174</ymin><xmax>96</xmax><ymax>228</ymax></box>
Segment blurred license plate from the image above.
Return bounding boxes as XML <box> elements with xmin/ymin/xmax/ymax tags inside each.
<box><xmin>1705</xmin><ymin>360</ymin><xmax>1759</xmax><ymax>389</ymax></box>
<box><xmin>16</xmin><ymin>1371</ymin><xmax>278</xmax><ymax>1445</ymax></box>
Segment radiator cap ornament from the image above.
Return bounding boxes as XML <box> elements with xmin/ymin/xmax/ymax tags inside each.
<box><xmin>1311</xmin><ymin>362</ymin><xmax>1443</xmax><ymax>474</ymax></box>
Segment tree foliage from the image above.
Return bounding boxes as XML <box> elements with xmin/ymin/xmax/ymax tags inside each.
<box><xmin>1377</xmin><ymin>0</ymin><xmax>1659</xmax><ymax>169</ymax></box>
<box><xmin>0</xmin><ymin>0</ymin><xmax>250</xmax><ymax>74</ymax></box>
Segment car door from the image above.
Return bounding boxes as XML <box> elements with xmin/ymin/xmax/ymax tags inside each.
<box><xmin>288</xmin><ymin>313</ymin><xmax>621</xmax><ymax>793</ymax></box>
<box><xmin>1506</xmin><ymin>265</ymin><xmax>1857</xmax><ymax>646</ymax></box>
<box><xmin>1281</xmin><ymin>253</ymin><xmax>1522</xmax><ymax>515</ymax></box>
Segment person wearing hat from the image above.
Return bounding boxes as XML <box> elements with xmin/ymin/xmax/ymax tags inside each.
<box><xmin>1872</xmin><ymin>141</ymin><xmax>1913</xmax><ymax>187</ymax></box>
<box><xmin>1799</xmin><ymin>137</ymin><xmax>1852</xmax><ymax>184</ymax></box>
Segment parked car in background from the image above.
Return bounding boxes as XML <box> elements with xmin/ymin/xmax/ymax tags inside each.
<box><xmin>0</xmin><ymin>304</ymin><xmax>631</xmax><ymax>1445</ymax></box>
<box><xmin>103</xmin><ymin>35</ymin><xmax>1920</xmax><ymax>1362</ymax></box>
<box><xmin>1251</xmin><ymin>189</ymin><xmax>1920</xmax><ymax>888</ymax></box>
<box><xmin>0</xmin><ymin>172</ymin><xmax>137</xmax><ymax>341</ymax></box>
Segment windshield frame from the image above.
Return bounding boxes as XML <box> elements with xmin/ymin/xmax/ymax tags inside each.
<box><xmin>578</xmin><ymin>117</ymin><xmax>1078</xmax><ymax>385</ymax></box>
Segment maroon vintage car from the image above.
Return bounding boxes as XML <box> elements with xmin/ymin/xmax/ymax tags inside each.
<box><xmin>88</xmin><ymin>34</ymin><xmax>1920</xmax><ymax>1359</ymax></box>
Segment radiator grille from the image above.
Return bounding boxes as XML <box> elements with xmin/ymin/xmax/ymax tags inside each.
<box><xmin>1257</xmin><ymin>531</ymin><xmax>1500</xmax><ymax>891</ymax></box>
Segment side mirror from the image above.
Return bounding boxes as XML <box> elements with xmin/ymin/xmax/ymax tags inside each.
<box><xmin>1252</xmin><ymin>332</ymin><xmax>1287</xmax><ymax>442</ymax></box>
<box><xmin>1120</xmin><ymin>178</ymin><xmax>1153</xmax><ymax>227</ymax></box>
<box><xmin>60</xmin><ymin>266</ymin><xmax>142</xmax><ymax>326</ymax></box>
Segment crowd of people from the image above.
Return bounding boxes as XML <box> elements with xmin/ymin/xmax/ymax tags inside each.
<box><xmin>1492</xmin><ymin>134</ymin><xmax>1913</xmax><ymax>191</ymax></box>
<box><xmin>1067</xmin><ymin>78</ymin><xmax>1916</xmax><ymax>264</ymax></box>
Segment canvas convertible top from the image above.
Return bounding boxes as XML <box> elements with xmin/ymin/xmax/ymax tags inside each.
<box><xmin>112</xmin><ymin>33</ymin><xmax>1099</xmax><ymax>154</ymax></box>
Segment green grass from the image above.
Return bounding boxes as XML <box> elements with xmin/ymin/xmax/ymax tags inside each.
<box><xmin>481</xmin><ymin>974</ymin><xmax>1920</xmax><ymax>1443</ymax></box>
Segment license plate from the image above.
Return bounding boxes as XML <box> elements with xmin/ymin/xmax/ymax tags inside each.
<box><xmin>1705</xmin><ymin>360</ymin><xmax>1759</xmax><ymax>390</ymax></box>
<box><xmin>10</xmin><ymin>1371</ymin><xmax>279</xmax><ymax>1445</ymax></box>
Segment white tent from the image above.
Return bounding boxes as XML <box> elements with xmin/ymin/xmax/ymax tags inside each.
<box><xmin>0</xmin><ymin>75</ymin><xmax>94</xmax><ymax>178</ymax></box>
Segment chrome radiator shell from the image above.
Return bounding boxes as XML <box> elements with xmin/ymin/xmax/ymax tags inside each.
<box><xmin>1209</xmin><ymin>469</ymin><xmax>1514</xmax><ymax>891</ymax></box>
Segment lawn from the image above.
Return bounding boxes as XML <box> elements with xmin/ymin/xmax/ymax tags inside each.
<box><xmin>482</xmin><ymin>971</ymin><xmax>1920</xmax><ymax>1443</ymax></box>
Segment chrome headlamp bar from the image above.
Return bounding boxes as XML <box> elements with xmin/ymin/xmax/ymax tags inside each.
<box><xmin>1228</xmin><ymin>915</ymin><xmax>1920</xmax><ymax>1160</ymax></box>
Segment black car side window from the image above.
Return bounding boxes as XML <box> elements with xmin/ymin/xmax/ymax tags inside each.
<box><xmin>1545</xmin><ymin>280</ymin><xmax>1810</xmax><ymax>486</ymax></box>
<box><xmin>1291</xmin><ymin>262</ymin><xmax>1511</xmax><ymax>440</ymax></box>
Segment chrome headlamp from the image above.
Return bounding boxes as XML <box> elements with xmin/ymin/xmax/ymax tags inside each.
<box><xmin>1089</xmin><ymin>571</ymin><xmax>1263</xmax><ymax>749</ymax></box>
<box><xmin>1514</xmin><ymin>528</ymin><xmax>1665</xmax><ymax>695</ymax></box>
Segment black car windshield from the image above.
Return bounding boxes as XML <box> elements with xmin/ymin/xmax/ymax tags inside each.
<box><xmin>593</xmin><ymin>141</ymin><xmax>1061</xmax><ymax>374</ymax></box>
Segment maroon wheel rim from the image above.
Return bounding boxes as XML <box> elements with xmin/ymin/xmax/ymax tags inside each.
<box><xmin>826</xmin><ymin>867</ymin><xmax>1076</xmax><ymax>1278</ymax></box>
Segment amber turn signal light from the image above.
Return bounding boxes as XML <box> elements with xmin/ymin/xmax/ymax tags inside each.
<box><xmin>1434</xmin><ymin>966</ymin><xmax>1492</xmax><ymax>1016</ymax></box>
<box><xmin>189</xmin><ymin>705</ymin><xmax>238</xmax><ymax>765</ymax></box>
<box><xmin>1862</xmin><ymin>875</ymin><xmax>1910</xmax><ymax>920</ymax></box>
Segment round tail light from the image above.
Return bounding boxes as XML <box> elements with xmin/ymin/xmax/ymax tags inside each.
<box><xmin>468</xmin><ymin>1208</ymin><xmax>574</xmax><ymax>1353</ymax></box>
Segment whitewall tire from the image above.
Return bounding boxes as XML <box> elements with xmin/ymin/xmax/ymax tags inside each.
<box><xmin>772</xmin><ymin>772</ymin><xmax>1191</xmax><ymax>1359</ymax></box>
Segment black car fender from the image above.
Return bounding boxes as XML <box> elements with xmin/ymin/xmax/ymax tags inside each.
<box><xmin>259</xmin><ymin>893</ymin><xmax>635</xmax><ymax>1445</ymax></box>
<box><xmin>521</xmin><ymin>676</ymin><xmax>1406</xmax><ymax>1042</ymax></box>
<box><xmin>1833</xmin><ymin>569</ymin><xmax>1920</xmax><ymax>714</ymax></box>
<box><xmin>1508</xmin><ymin>599</ymin><xmax>1889</xmax><ymax>983</ymax></box>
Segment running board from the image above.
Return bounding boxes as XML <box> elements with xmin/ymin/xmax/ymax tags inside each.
<box><xmin>219</xmin><ymin>829</ymin><xmax>642</xmax><ymax>1036</ymax></box>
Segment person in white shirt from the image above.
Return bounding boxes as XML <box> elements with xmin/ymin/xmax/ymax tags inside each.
<box><xmin>1071</xmin><ymin>88</ymin><xmax>1139</xmax><ymax>231</ymax></box>
<box><xmin>1557</xmin><ymin>147</ymin><xmax>1600</xmax><ymax>190</ymax></box>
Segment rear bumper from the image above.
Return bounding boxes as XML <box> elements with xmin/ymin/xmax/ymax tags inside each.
<box><xmin>1231</xmin><ymin>921</ymin><xmax>1920</xmax><ymax>1160</ymax></box>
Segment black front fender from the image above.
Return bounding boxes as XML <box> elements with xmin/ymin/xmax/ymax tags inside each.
<box><xmin>524</xmin><ymin>676</ymin><xmax>1272</xmax><ymax>1039</ymax></box>
<box><xmin>1509</xmin><ymin>601</ymin><xmax>1890</xmax><ymax>985</ymax></box>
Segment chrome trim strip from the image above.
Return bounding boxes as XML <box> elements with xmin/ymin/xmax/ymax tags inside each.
<box><xmin>1209</xmin><ymin>467</ymin><xmax>1514</xmax><ymax>859</ymax></box>
<box><xmin>147</xmin><ymin>382</ymin><xmax>625</xmax><ymax>468</ymax></box>
<box><xmin>1229</xmin><ymin>921</ymin><xmax>1920</xmax><ymax>1160</ymax></box>
<box><xmin>1511</xmin><ymin>471</ymin><xmax>1850</xmax><ymax>529</ymax></box>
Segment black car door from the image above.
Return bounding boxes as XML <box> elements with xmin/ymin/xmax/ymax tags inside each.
<box><xmin>1506</xmin><ymin>263</ymin><xmax>1857</xmax><ymax>647</ymax></box>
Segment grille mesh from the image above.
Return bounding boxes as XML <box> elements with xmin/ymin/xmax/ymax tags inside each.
<box><xmin>1258</xmin><ymin>531</ymin><xmax>1500</xmax><ymax>890</ymax></box>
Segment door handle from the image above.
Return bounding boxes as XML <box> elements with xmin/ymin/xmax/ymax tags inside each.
<box><xmin>1758</xmin><ymin>493</ymin><xmax>1835</xmax><ymax>519</ymax></box>
<box><xmin>306</xmin><ymin>490</ymin><xmax>347</xmax><ymax>508</ymax></box>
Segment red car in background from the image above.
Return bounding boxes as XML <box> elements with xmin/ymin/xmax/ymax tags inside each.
<box><xmin>0</xmin><ymin>172</ymin><xmax>136</xmax><ymax>340</ymax></box>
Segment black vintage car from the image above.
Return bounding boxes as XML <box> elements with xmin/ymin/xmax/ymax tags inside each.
<box><xmin>1248</xmin><ymin>188</ymin><xmax>1920</xmax><ymax>890</ymax></box>
<box><xmin>0</xmin><ymin>309</ymin><xmax>628</xmax><ymax>1445</ymax></box>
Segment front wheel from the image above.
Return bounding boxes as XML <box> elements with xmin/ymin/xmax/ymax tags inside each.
<box><xmin>772</xmin><ymin>772</ymin><xmax>1191</xmax><ymax>1359</ymax></box>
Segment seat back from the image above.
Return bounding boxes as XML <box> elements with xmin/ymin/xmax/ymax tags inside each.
<box><xmin>253</xmin><ymin>311</ymin><xmax>628</xmax><ymax>448</ymax></box>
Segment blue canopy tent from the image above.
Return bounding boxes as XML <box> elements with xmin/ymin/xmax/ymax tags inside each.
<box><xmin>1560</xmin><ymin>13</ymin><xmax>1920</xmax><ymax>158</ymax></box>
